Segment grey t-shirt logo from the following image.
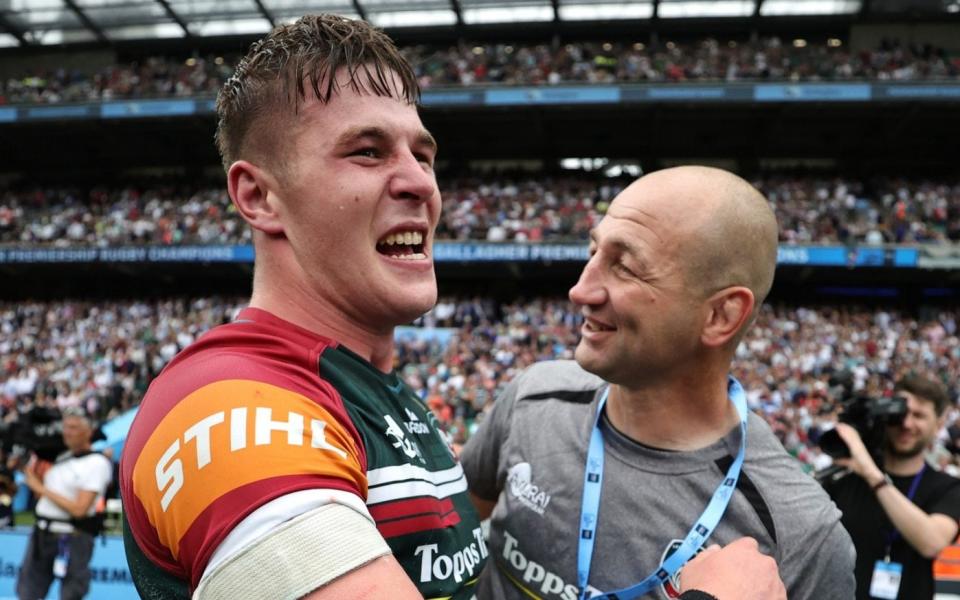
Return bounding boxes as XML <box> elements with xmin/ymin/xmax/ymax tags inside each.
<box><xmin>507</xmin><ymin>462</ymin><xmax>552</xmax><ymax>516</ymax></box>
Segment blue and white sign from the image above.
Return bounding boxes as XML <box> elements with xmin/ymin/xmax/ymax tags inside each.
<box><xmin>433</xmin><ymin>242</ymin><xmax>590</xmax><ymax>262</ymax></box>
<box><xmin>1</xmin><ymin>83</ymin><xmax>959</xmax><ymax>125</ymax></box>
<box><xmin>776</xmin><ymin>246</ymin><xmax>918</xmax><ymax>267</ymax></box>
<box><xmin>485</xmin><ymin>86</ymin><xmax>620</xmax><ymax>105</ymax></box>
<box><xmin>0</xmin><ymin>530</ymin><xmax>135</xmax><ymax>600</ymax></box>
<box><xmin>0</xmin><ymin>245</ymin><xmax>254</xmax><ymax>264</ymax></box>
<box><xmin>101</xmin><ymin>100</ymin><xmax>196</xmax><ymax>119</ymax></box>
<box><xmin>754</xmin><ymin>84</ymin><xmax>871</xmax><ymax>101</ymax></box>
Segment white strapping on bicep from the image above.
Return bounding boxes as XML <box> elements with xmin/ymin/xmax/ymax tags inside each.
<box><xmin>194</xmin><ymin>495</ymin><xmax>390</xmax><ymax>600</ymax></box>
<box><xmin>193</xmin><ymin>502</ymin><xmax>390</xmax><ymax>600</ymax></box>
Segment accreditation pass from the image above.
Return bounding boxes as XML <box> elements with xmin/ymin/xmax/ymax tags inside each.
<box><xmin>869</xmin><ymin>559</ymin><xmax>902</xmax><ymax>599</ymax></box>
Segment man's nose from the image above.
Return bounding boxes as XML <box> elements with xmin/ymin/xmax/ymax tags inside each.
<box><xmin>569</xmin><ymin>258</ymin><xmax>606</xmax><ymax>307</ymax></box>
<box><xmin>389</xmin><ymin>151</ymin><xmax>438</xmax><ymax>203</ymax></box>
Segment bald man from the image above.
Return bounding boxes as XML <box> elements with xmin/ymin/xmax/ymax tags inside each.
<box><xmin>461</xmin><ymin>166</ymin><xmax>855</xmax><ymax>600</ymax></box>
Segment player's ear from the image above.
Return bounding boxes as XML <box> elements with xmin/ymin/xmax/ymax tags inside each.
<box><xmin>701</xmin><ymin>286</ymin><xmax>754</xmax><ymax>348</ymax></box>
<box><xmin>227</xmin><ymin>160</ymin><xmax>285</xmax><ymax>235</ymax></box>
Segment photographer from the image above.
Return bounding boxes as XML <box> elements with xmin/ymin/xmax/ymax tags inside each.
<box><xmin>16</xmin><ymin>408</ymin><xmax>112</xmax><ymax>600</ymax></box>
<box><xmin>824</xmin><ymin>374</ymin><xmax>960</xmax><ymax>600</ymax></box>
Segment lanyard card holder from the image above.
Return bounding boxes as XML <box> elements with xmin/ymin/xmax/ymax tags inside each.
<box><xmin>869</xmin><ymin>559</ymin><xmax>902</xmax><ymax>600</ymax></box>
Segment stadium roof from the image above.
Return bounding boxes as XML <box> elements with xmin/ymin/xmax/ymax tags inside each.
<box><xmin>0</xmin><ymin>0</ymin><xmax>956</xmax><ymax>47</ymax></box>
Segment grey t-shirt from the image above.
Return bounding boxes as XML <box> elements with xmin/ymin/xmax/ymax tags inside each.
<box><xmin>461</xmin><ymin>360</ymin><xmax>855</xmax><ymax>600</ymax></box>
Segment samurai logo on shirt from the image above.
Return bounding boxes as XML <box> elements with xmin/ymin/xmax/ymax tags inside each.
<box><xmin>506</xmin><ymin>462</ymin><xmax>552</xmax><ymax>516</ymax></box>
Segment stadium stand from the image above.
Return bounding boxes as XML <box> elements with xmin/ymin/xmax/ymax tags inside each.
<box><xmin>2</xmin><ymin>297</ymin><xmax>958</xmax><ymax>477</ymax></box>
<box><xmin>2</xmin><ymin>176</ymin><xmax>959</xmax><ymax>245</ymax></box>
<box><xmin>1</xmin><ymin>37</ymin><xmax>958</xmax><ymax>105</ymax></box>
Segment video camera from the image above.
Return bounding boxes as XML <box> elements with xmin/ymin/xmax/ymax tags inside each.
<box><xmin>818</xmin><ymin>371</ymin><xmax>908</xmax><ymax>462</ymax></box>
<box><xmin>0</xmin><ymin>405</ymin><xmax>68</xmax><ymax>467</ymax></box>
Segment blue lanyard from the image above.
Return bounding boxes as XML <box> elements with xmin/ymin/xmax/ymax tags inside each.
<box><xmin>577</xmin><ymin>377</ymin><xmax>749</xmax><ymax>600</ymax></box>
<box><xmin>883</xmin><ymin>465</ymin><xmax>926</xmax><ymax>556</ymax></box>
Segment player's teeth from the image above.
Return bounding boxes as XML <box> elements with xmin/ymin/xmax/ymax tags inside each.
<box><xmin>380</xmin><ymin>231</ymin><xmax>424</xmax><ymax>246</ymax></box>
<box><xmin>389</xmin><ymin>253</ymin><xmax>427</xmax><ymax>260</ymax></box>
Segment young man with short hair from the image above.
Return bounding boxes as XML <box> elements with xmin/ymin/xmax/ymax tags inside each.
<box><xmin>828</xmin><ymin>374</ymin><xmax>960</xmax><ymax>599</ymax></box>
<box><xmin>120</xmin><ymin>15</ymin><xmax>481</xmax><ymax>600</ymax></box>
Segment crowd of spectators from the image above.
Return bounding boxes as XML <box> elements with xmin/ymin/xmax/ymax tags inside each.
<box><xmin>410</xmin><ymin>37</ymin><xmax>959</xmax><ymax>87</ymax></box>
<box><xmin>2</xmin><ymin>37</ymin><xmax>957</xmax><ymax>104</ymax></box>
<box><xmin>1</xmin><ymin>55</ymin><xmax>234</xmax><ymax>105</ymax></box>
<box><xmin>0</xmin><ymin>298</ymin><xmax>241</xmax><ymax>426</ymax></box>
<box><xmin>732</xmin><ymin>304</ymin><xmax>960</xmax><ymax>474</ymax></box>
<box><xmin>2</xmin><ymin>176</ymin><xmax>958</xmax><ymax>247</ymax></box>
<box><xmin>396</xmin><ymin>298</ymin><xmax>960</xmax><ymax>474</ymax></box>
<box><xmin>756</xmin><ymin>177</ymin><xmax>960</xmax><ymax>244</ymax></box>
<box><xmin>0</xmin><ymin>186</ymin><xmax>249</xmax><ymax>247</ymax></box>
<box><xmin>1</xmin><ymin>297</ymin><xmax>958</xmax><ymax>473</ymax></box>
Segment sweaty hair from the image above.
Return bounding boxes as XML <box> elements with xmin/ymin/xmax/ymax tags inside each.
<box><xmin>895</xmin><ymin>374</ymin><xmax>951</xmax><ymax>417</ymax></box>
<box><xmin>214</xmin><ymin>14</ymin><xmax>419</xmax><ymax>172</ymax></box>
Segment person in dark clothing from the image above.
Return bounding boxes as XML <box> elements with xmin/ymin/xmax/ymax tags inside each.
<box><xmin>826</xmin><ymin>374</ymin><xmax>960</xmax><ymax>600</ymax></box>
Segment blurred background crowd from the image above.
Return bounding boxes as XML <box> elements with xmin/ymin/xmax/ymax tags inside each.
<box><xmin>2</xmin><ymin>297</ymin><xmax>958</xmax><ymax>476</ymax></box>
<box><xmin>2</xmin><ymin>176</ymin><xmax>958</xmax><ymax>247</ymax></box>
<box><xmin>2</xmin><ymin>37</ymin><xmax>958</xmax><ymax>105</ymax></box>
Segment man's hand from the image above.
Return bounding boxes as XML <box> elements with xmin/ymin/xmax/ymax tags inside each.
<box><xmin>833</xmin><ymin>423</ymin><xmax>884</xmax><ymax>485</ymax></box>
<box><xmin>21</xmin><ymin>457</ymin><xmax>44</xmax><ymax>497</ymax></box>
<box><xmin>679</xmin><ymin>537</ymin><xmax>785</xmax><ymax>600</ymax></box>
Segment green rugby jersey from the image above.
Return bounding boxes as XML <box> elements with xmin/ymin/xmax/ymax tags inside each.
<box><xmin>121</xmin><ymin>307</ymin><xmax>486</xmax><ymax>599</ymax></box>
<box><xmin>322</xmin><ymin>344</ymin><xmax>487</xmax><ymax>599</ymax></box>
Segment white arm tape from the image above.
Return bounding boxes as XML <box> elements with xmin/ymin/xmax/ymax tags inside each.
<box><xmin>193</xmin><ymin>502</ymin><xmax>392</xmax><ymax>600</ymax></box>
<box><xmin>202</xmin><ymin>489</ymin><xmax>373</xmax><ymax>577</ymax></box>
